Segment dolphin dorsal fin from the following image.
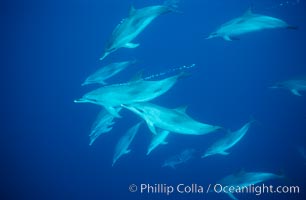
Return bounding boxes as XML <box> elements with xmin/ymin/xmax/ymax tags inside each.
<box><xmin>129</xmin><ymin>5</ymin><xmax>137</xmax><ymax>16</ymax></box>
<box><xmin>236</xmin><ymin>169</ymin><xmax>246</xmax><ymax>176</ymax></box>
<box><xmin>243</xmin><ymin>7</ymin><xmax>253</xmax><ymax>17</ymax></box>
<box><xmin>130</xmin><ymin>70</ymin><xmax>144</xmax><ymax>82</ymax></box>
<box><xmin>175</xmin><ymin>105</ymin><xmax>188</xmax><ymax>113</ymax></box>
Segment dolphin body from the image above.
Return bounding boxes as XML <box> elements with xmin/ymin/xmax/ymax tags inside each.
<box><xmin>89</xmin><ymin>108</ymin><xmax>121</xmax><ymax>146</ymax></box>
<box><xmin>100</xmin><ymin>1</ymin><xmax>177</xmax><ymax>60</ymax></box>
<box><xmin>162</xmin><ymin>148</ymin><xmax>196</xmax><ymax>169</ymax></box>
<box><xmin>202</xmin><ymin>120</ymin><xmax>254</xmax><ymax>158</ymax></box>
<box><xmin>147</xmin><ymin>130</ymin><xmax>170</xmax><ymax>155</ymax></box>
<box><xmin>270</xmin><ymin>78</ymin><xmax>306</xmax><ymax>96</ymax></box>
<box><xmin>74</xmin><ymin>73</ymin><xmax>183</xmax><ymax>118</ymax></box>
<box><xmin>218</xmin><ymin>170</ymin><xmax>283</xmax><ymax>200</ymax></box>
<box><xmin>112</xmin><ymin>122</ymin><xmax>142</xmax><ymax>166</ymax></box>
<box><xmin>82</xmin><ymin>60</ymin><xmax>136</xmax><ymax>86</ymax></box>
<box><xmin>206</xmin><ymin>9</ymin><xmax>296</xmax><ymax>41</ymax></box>
<box><xmin>122</xmin><ymin>102</ymin><xmax>222</xmax><ymax>135</ymax></box>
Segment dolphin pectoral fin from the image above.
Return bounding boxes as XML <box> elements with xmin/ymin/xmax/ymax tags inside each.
<box><xmin>162</xmin><ymin>141</ymin><xmax>168</xmax><ymax>145</ymax></box>
<box><xmin>124</xmin><ymin>43</ymin><xmax>139</xmax><ymax>48</ymax></box>
<box><xmin>145</xmin><ymin>120</ymin><xmax>157</xmax><ymax>135</ymax></box>
<box><xmin>219</xmin><ymin>151</ymin><xmax>230</xmax><ymax>156</ymax></box>
<box><xmin>291</xmin><ymin>89</ymin><xmax>302</xmax><ymax>96</ymax></box>
<box><xmin>169</xmin><ymin>164</ymin><xmax>176</xmax><ymax>169</ymax></box>
<box><xmin>224</xmin><ymin>35</ymin><xmax>240</xmax><ymax>41</ymax></box>
<box><xmin>227</xmin><ymin>192</ymin><xmax>238</xmax><ymax>200</ymax></box>
<box><xmin>224</xmin><ymin>35</ymin><xmax>233</xmax><ymax>41</ymax></box>
<box><xmin>125</xmin><ymin>149</ymin><xmax>131</xmax><ymax>154</ymax></box>
<box><xmin>105</xmin><ymin>106</ymin><xmax>122</xmax><ymax>118</ymax></box>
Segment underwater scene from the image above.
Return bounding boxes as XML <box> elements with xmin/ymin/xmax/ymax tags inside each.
<box><xmin>2</xmin><ymin>0</ymin><xmax>306</xmax><ymax>199</ymax></box>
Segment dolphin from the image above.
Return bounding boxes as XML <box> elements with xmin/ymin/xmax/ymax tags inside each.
<box><xmin>74</xmin><ymin>72</ymin><xmax>184</xmax><ymax>118</ymax></box>
<box><xmin>112</xmin><ymin>122</ymin><xmax>142</xmax><ymax>166</ymax></box>
<box><xmin>100</xmin><ymin>1</ymin><xmax>178</xmax><ymax>60</ymax></box>
<box><xmin>217</xmin><ymin>170</ymin><xmax>284</xmax><ymax>200</ymax></box>
<box><xmin>206</xmin><ymin>8</ymin><xmax>297</xmax><ymax>41</ymax></box>
<box><xmin>202</xmin><ymin>120</ymin><xmax>254</xmax><ymax>158</ymax></box>
<box><xmin>89</xmin><ymin>108</ymin><xmax>120</xmax><ymax>146</ymax></box>
<box><xmin>82</xmin><ymin>60</ymin><xmax>136</xmax><ymax>86</ymax></box>
<box><xmin>270</xmin><ymin>77</ymin><xmax>306</xmax><ymax>96</ymax></box>
<box><xmin>147</xmin><ymin>130</ymin><xmax>170</xmax><ymax>155</ymax></box>
<box><xmin>122</xmin><ymin>102</ymin><xmax>222</xmax><ymax>135</ymax></box>
<box><xmin>162</xmin><ymin>148</ymin><xmax>196</xmax><ymax>169</ymax></box>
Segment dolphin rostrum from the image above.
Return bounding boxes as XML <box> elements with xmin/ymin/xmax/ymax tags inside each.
<box><xmin>206</xmin><ymin>8</ymin><xmax>297</xmax><ymax>41</ymax></box>
<box><xmin>202</xmin><ymin>120</ymin><xmax>254</xmax><ymax>158</ymax></box>
<box><xmin>122</xmin><ymin>102</ymin><xmax>222</xmax><ymax>135</ymax></box>
<box><xmin>100</xmin><ymin>1</ymin><xmax>178</xmax><ymax>60</ymax></box>
<box><xmin>112</xmin><ymin>122</ymin><xmax>142</xmax><ymax>166</ymax></box>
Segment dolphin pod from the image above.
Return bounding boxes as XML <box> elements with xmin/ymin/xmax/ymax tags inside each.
<box><xmin>73</xmin><ymin>2</ymin><xmax>299</xmax><ymax>196</ymax></box>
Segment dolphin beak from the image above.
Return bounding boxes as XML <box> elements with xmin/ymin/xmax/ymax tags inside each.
<box><xmin>74</xmin><ymin>98</ymin><xmax>87</xmax><ymax>103</ymax></box>
<box><xmin>268</xmin><ymin>86</ymin><xmax>278</xmax><ymax>89</ymax></box>
<box><xmin>99</xmin><ymin>51</ymin><xmax>110</xmax><ymax>61</ymax></box>
<box><xmin>205</xmin><ymin>35</ymin><xmax>214</xmax><ymax>39</ymax></box>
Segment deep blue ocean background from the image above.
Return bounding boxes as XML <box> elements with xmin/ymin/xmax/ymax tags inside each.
<box><xmin>2</xmin><ymin>0</ymin><xmax>306</xmax><ymax>199</ymax></box>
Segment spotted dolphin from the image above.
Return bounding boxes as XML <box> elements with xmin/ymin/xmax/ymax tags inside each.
<box><xmin>100</xmin><ymin>1</ymin><xmax>178</xmax><ymax>60</ymax></box>
<box><xmin>147</xmin><ymin>130</ymin><xmax>170</xmax><ymax>155</ymax></box>
<box><xmin>74</xmin><ymin>72</ymin><xmax>184</xmax><ymax>118</ymax></box>
<box><xmin>122</xmin><ymin>102</ymin><xmax>222</xmax><ymax>135</ymax></box>
<box><xmin>82</xmin><ymin>60</ymin><xmax>136</xmax><ymax>86</ymax></box>
<box><xmin>112</xmin><ymin>122</ymin><xmax>142</xmax><ymax>166</ymax></box>
<box><xmin>202</xmin><ymin>120</ymin><xmax>254</xmax><ymax>158</ymax></box>
<box><xmin>162</xmin><ymin>148</ymin><xmax>196</xmax><ymax>169</ymax></box>
<box><xmin>206</xmin><ymin>8</ymin><xmax>296</xmax><ymax>41</ymax></box>
<box><xmin>217</xmin><ymin>170</ymin><xmax>284</xmax><ymax>200</ymax></box>
<box><xmin>270</xmin><ymin>77</ymin><xmax>306</xmax><ymax>96</ymax></box>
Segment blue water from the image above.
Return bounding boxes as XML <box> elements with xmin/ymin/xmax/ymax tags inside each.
<box><xmin>2</xmin><ymin>0</ymin><xmax>306</xmax><ymax>199</ymax></box>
